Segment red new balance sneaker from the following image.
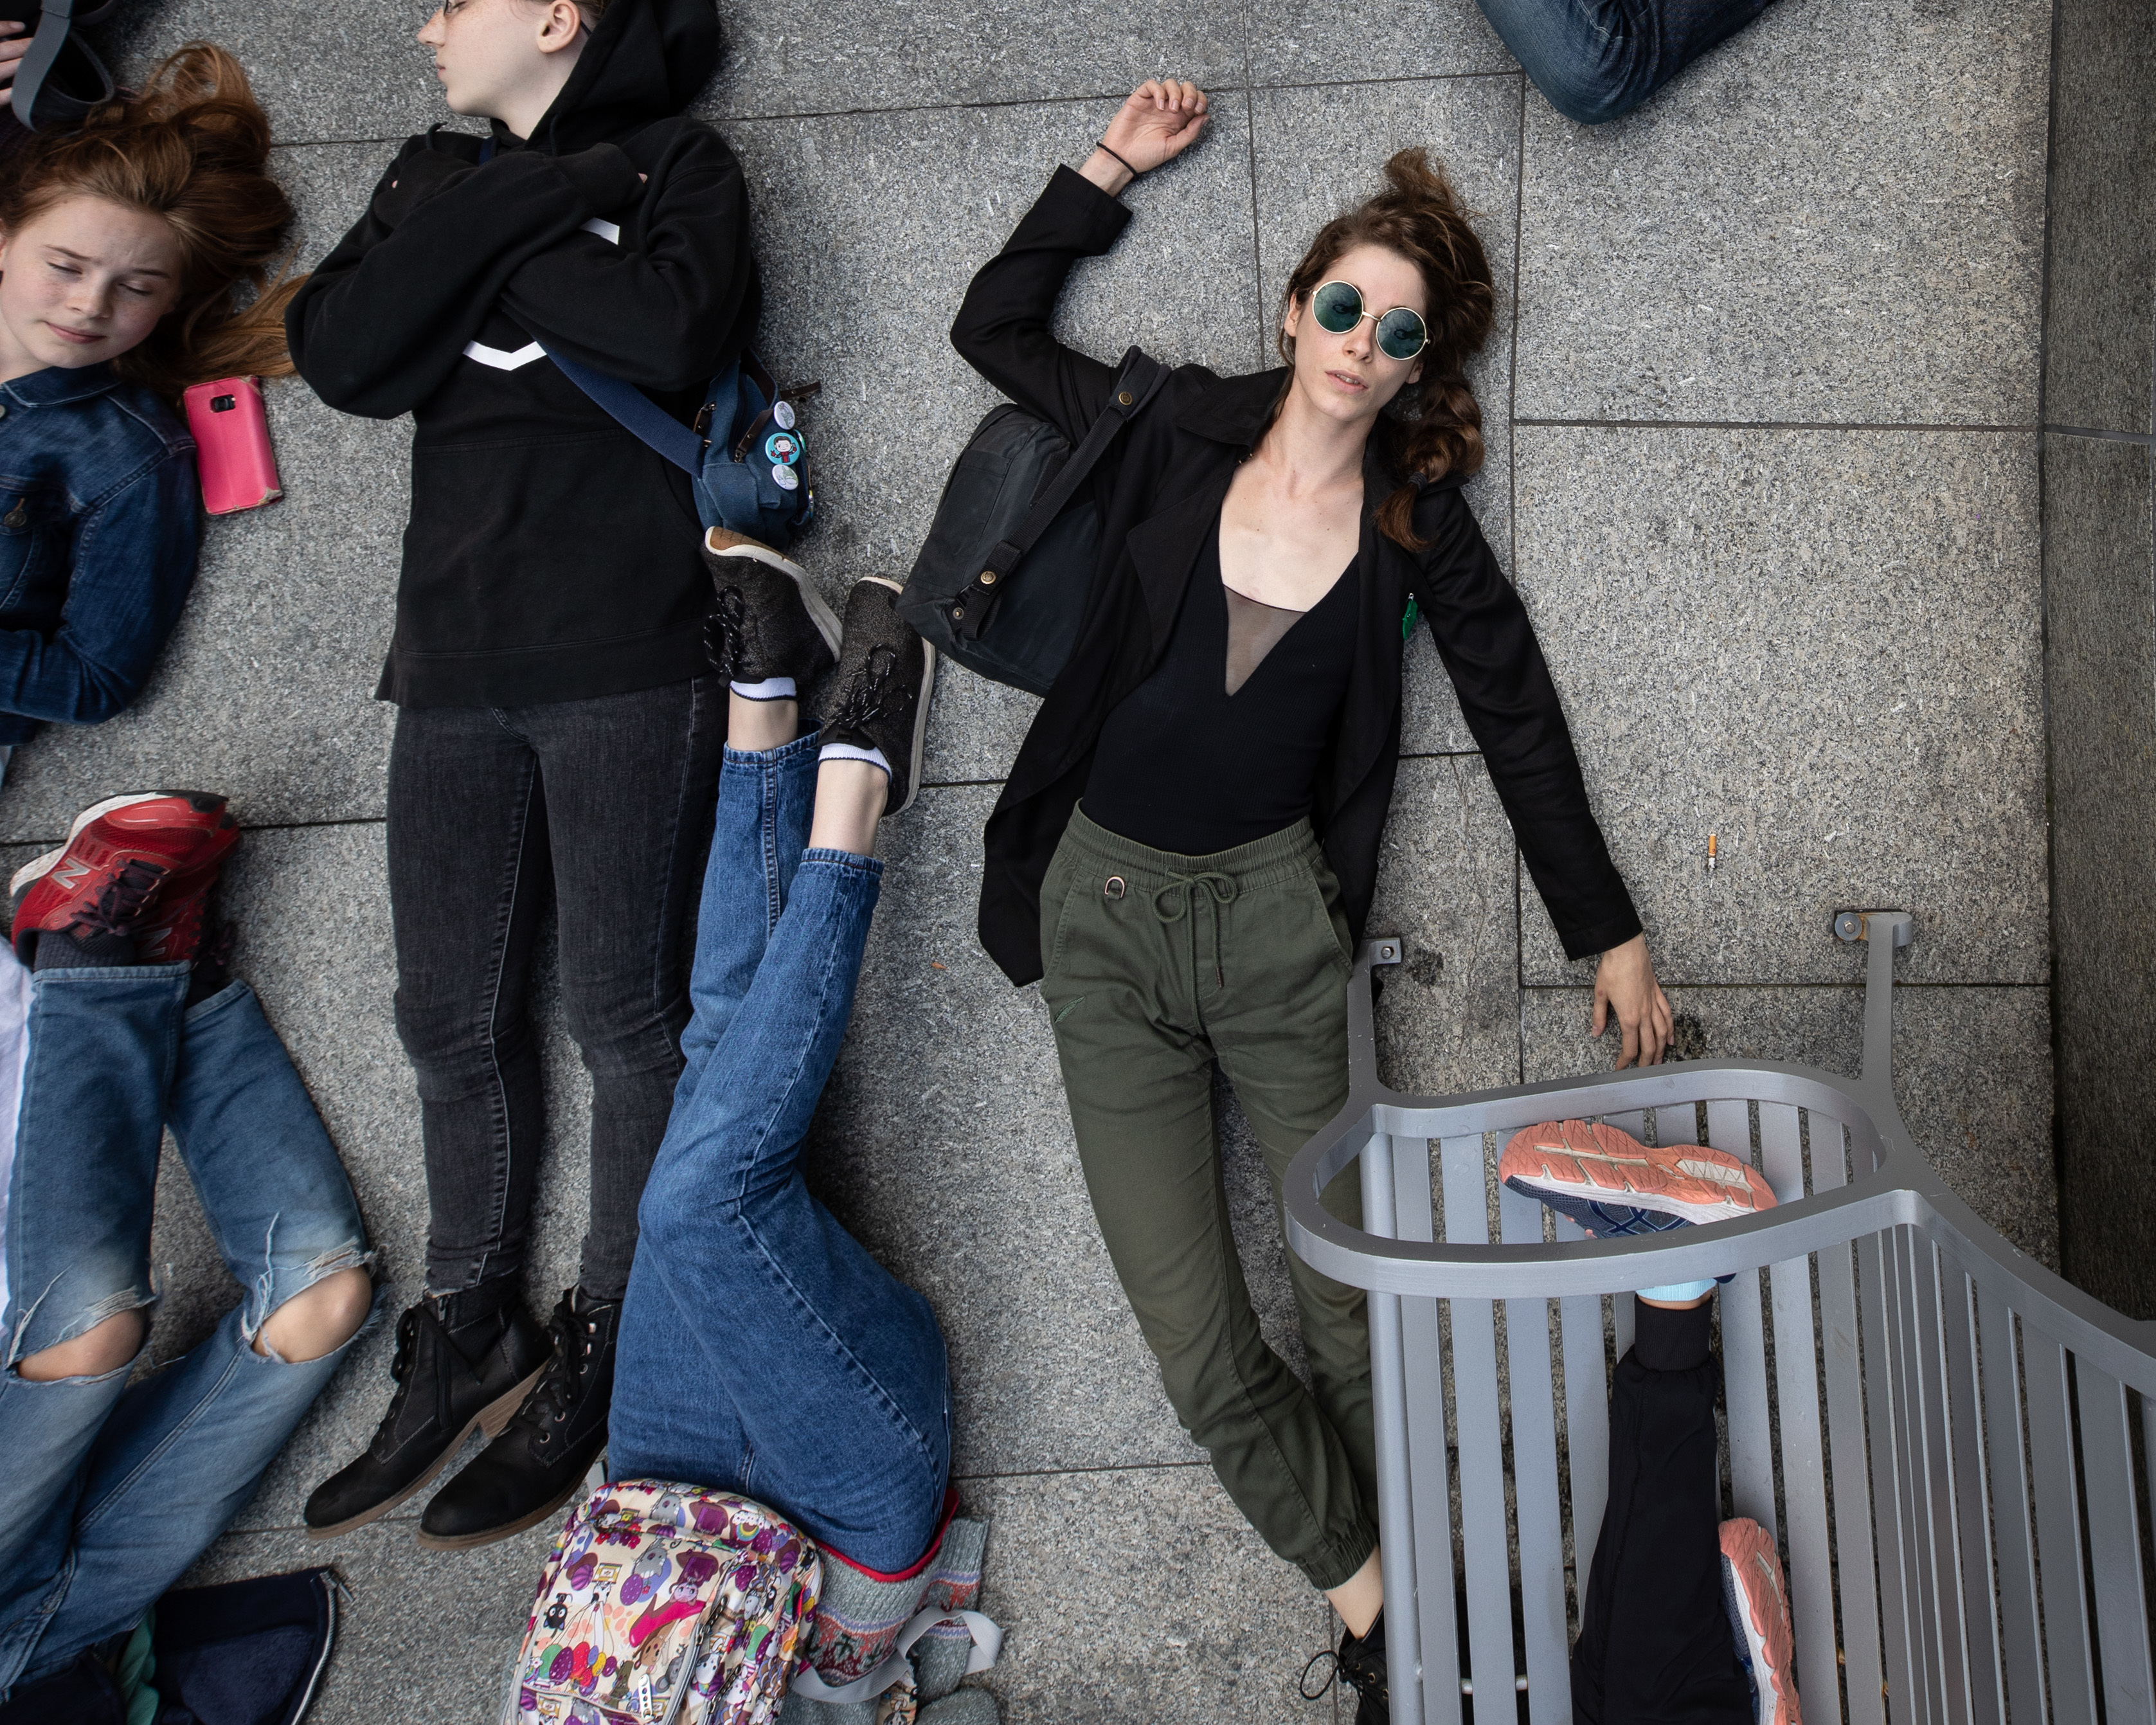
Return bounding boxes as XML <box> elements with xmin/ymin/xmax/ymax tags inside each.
<box><xmin>10</xmin><ymin>791</ymin><xmax>239</xmax><ymax>962</ymax></box>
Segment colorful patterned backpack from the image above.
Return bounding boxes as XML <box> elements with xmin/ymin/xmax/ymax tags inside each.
<box><xmin>498</xmin><ymin>1481</ymin><xmax>821</xmax><ymax>1725</ymax></box>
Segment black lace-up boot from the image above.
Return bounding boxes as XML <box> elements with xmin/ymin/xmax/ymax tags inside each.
<box><xmin>415</xmin><ymin>1286</ymin><xmax>622</xmax><ymax>1550</ymax></box>
<box><xmin>303</xmin><ymin>1279</ymin><xmax>547</xmax><ymax>1539</ymax></box>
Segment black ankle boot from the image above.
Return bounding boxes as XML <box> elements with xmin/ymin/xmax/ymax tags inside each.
<box><xmin>417</xmin><ymin>1285</ymin><xmax>621</xmax><ymax>1550</ymax></box>
<box><xmin>1339</xmin><ymin>1611</ymin><xmax>1388</xmax><ymax>1725</ymax></box>
<box><xmin>304</xmin><ymin>1280</ymin><xmax>548</xmax><ymax>1539</ymax></box>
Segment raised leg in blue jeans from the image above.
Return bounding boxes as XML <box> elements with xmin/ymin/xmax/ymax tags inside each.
<box><xmin>0</xmin><ymin>966</ymin><xmax>371</xmax><ymax>1690</ymax></box>
<box><xmin>610</xmin><ymin>732</ymin><xmax>952</xmax><ymax>1573</ymax></box>
<box><xmin>1474</xmin><ymin>0</ymin><xmax>1778</xmax><ymax>124</ymax></box>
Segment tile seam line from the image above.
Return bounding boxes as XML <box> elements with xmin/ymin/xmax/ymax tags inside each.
<box><xmin>1516</xmin><ymin>417</ymin><xmax>2037</xmax><ymax>433</ymax></box>
<box><xmin>268</xmin><ymin>68</ymin><xmax>1528</xmax><ymax>145</ymax></box>
<box><xmin>2043</xmin><ymin>424</ymin><xmax>2156</xmax><ymax>445</ymax></box>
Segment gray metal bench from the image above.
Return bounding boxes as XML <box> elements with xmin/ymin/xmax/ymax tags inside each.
<box><xmin>1285</xmin><ymin>912</ymin><xmax>2156</xmax><ymax>1725</ymax></box>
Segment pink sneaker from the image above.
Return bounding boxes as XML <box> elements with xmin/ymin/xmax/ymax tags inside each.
<box><xmin>1720</xmin><ymin>1517</ymin><xmax>1801</xmax><ymax>1725</ymax></box>
<box><xmin>1498</xmin><ymin>1119</ymin><xmax>1775</xmax><ymax>1238</ymax></box>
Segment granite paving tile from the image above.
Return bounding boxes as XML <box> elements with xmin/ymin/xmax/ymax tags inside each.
<box><xmin>699</xmin><ymin>0</ymin><xmax>1243</xmax><ymax>121</ymax></box>
<box><xmin>726</xmin><ymin>97</ymin><xmax>1264</xmax><ymax>789</ymax></box>
<box><xmin>2045</xmin><ymin>433</ymin><xmax>2156</xmax><ymax>1316</ymax></box>
<box><xmin>1514</xmin><ymin>0</ymin><xmax>2051</xmax><ymax>425</ymax></box>
<box><xmin>1366</xmin><ymin>755</ymin><xmax>1520</xmax><ymax>1097</ymax></box>
<box><xmin>96</xmin><ymin>0</ymin><xmax>467</xmax><ymax>147</ymax></box>
<box><xmin>963</xmin><ymin>1465</ymin><xmax>1338</xmax><ymax>1724</ymax></box>
<box><xmin>1252</xmin><ymin>73</ymin><xmax>1522</xmax><ymax>589</ymax></box>
<box><xmin>181</xmin><ymin>1515</ymin><xmax>558</xmax><ymax>1724</ymax></box>
<box><xmin>1247</xmin><ymin>0</ymin><xmax>1514</xmax><ymax>89</ymax></box>
<box><xmin>1509</xmin><ymin>426</ymin><xmax>2045</xmax><ymax>988</ymax></box>
<box><xmin>1521</xmin><ymin>982</ymin><xmax>2058</xmax><ymax>1267</ymax></box>
<box><xmin>2042</xmin><ymin>0</ymin><xmax>2156</xmax><ymax>437</ymax></box>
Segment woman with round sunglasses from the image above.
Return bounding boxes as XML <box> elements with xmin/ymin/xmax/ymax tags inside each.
<box><xmin>951</xmin><ymin>78</ymin><xmax>1668</xmax><ymax>1703</ymax></box>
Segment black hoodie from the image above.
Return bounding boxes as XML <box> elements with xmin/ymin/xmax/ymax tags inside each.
<box><xmin>287</xmin><ymin>0</ymin><xmax>758</xmax><ymax>708</ymax></box>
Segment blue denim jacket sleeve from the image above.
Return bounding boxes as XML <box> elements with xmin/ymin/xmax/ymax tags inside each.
<box><xmin>0</xmin><ymin>442</ymin><xmax>199</xmax><ymax>727</ymax></box>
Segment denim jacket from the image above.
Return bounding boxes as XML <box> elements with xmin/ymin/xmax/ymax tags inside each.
<box><xmin>0</xmin><ymin>362</ymin><xmax>200</xmax><ymax>746</ymax></box>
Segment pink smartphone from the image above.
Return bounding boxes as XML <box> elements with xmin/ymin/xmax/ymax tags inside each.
<box><xmin>183</xmin><ymin>377</ymin><xmax>283</xmax><ymax>514</ymax></box>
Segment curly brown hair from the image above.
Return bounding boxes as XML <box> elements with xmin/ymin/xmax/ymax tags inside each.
<box><xmin>0</xmin><ymin>42</ymin><xmax>301</xmax><ymax>402</ymax></box>
<box><xmin>1277</xmin><ymin>148</ymin><xmax>1495</xmax><ymax>550</ymax></box>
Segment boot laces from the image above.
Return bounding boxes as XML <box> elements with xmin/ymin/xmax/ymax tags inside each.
<box><xmin>827</xmin><ymin>644</ymin><xmax>898</xmax><ymax>737</ymax></box>
<box><xmin>368</xmin><ymin>1304</ymin><xmax>426</xmax><ymax>1457</ymax></box>
<box><xmin>705</xmin><ymin>588</ymin><xmax>757</xmax><ymax>677</ymax></box>
<box><xmin>69</xmin><ymin>858</ymin><xmax>168</xmax><ymax>939</ymax></box>
<box><xmin>523</xmin><ymin>1299</ymin><xmax>598</xmax><ymax>1441</ymax></box>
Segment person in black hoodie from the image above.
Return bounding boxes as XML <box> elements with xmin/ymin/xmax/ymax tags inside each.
<box><xmin>287</xmin><ymin>0</ymin><xmax>760</xmax><ymax>1550</ymax></box>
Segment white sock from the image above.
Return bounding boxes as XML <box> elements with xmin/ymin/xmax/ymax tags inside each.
<box><xmin>818</xmin><ymin>741</ymin><xmax>891</xmax><ymax>777</ymax></box>
<box><xmin>730</xmin><ymin>676</ymin><xmax>796</xmax><ymax>701</ymax></box>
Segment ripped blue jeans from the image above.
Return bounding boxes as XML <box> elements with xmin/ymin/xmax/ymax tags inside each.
<box><xmin>0</xmin><ymin>962</ymin><xmax>370</xmax><ymax>1690</ymax></box>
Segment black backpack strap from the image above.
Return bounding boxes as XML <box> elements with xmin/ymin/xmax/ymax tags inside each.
<box><xmin>12</xmin><ymin>0</ymin><xmax>116</xmax><ymax>132</ymax></box>
<box><xmin>953</xmin><ymin>346</ymin><xmax>1170</xmax><ymax>642</ymax></box>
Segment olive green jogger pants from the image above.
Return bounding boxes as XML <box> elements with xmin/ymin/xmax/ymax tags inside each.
<box><xmin>1038</xmin><ymin>808</ymin><xmax>1378</xmax><ymax>1589</ymax></box>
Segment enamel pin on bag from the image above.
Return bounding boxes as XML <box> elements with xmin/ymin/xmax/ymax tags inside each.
<box><xmin>500</xmin><ymin>1481</ymin><xmax>820</xmax><ymax>1725</ymax></box>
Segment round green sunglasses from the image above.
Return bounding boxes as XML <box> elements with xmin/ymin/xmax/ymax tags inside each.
<box><xmin>1309</xmin><ymin>280</ymin><xmax>1428</xmax><ymax>362</ymax></box>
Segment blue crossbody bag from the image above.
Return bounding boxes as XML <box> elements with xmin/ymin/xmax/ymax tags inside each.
<box><xmin>474</xmin><ymin>138</ymin><xmax>816</xmax><ymax>551</ymax></box>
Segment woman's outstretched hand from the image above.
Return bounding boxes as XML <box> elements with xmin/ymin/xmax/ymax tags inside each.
<box><xmin>1592</xmin><ymin>933</ymin><xmax>1674</xmax><ymax>1069</ymax></box>
<box><xmin>1081</xmin><ymin>80</ymin><xmax>1209</xmax><ymax>195</ymax></box>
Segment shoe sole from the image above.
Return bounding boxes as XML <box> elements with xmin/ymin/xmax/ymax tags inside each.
<box><xmin>7</xmin><ymin>790</ymin><xmax>231</xmax><ymax>898</ymax></box>
<box><xmin>1721</xmin><ymin>1517</ymin><xmax>1801</xmax><ymax>1725</ymax></box>
<box><xmin>858</xmin><ymin>574</ymin><xmax>937</xmax><ymax>818</ymax></box>
<box><xmin>1499</xmin><ymin>1119</ymin><xmax>1774</xmax><ymax>1229</ymax></box>
<box><xmin>411</xmin><ymin>1459</ymin><xmax>600</xmax><ymax>1552</ymax></box>
<box><xmin>704</xmin><ymin>526</ymin><xmax>844</xmax><ymax>665</ymax></box>
<box><xmin>303</xmin><ymin>1362</ymin><xmax>546</xmax><ymax>1542</ymax></box>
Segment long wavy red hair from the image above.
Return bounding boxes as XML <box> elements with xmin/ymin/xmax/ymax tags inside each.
<box><xmin>1278</xmin><ymin>149</ymin><xmax>1496</xmax><ymax>549</ymax></box>
<box><xmin>0</xmin><ymin>42</ymin><xmax>300</xmax><ymax>402</ymax></box>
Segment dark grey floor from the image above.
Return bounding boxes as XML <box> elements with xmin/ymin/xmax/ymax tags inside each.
<box><xmin>12</xmin><ymin>0</ymin><xmax>2059</xmax><ymax>1717</ymax></box>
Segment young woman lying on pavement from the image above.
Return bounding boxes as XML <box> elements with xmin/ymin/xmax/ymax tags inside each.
<box><xmin>498</xmin><ymin>564</ymin><xmax>994</xmax><ymax>1722</ymax></box>
<box><xmin>0</xmin><ymin>791</ymin><xmax>372</xmax><ymax>1714</ymax></box>
<box><xmin>949</xmin><ymin>78</ymin><xmax>1670</xmax><ymax>1713</ymax></box>
<box><xmin>0</xmin><ymin>46</ymin><xmax>301</xmax><ymax>789</ymax></box>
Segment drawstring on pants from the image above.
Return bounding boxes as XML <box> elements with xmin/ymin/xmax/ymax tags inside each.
<box><xmin>1151</xmin><ymin>870</ymin><xmax>1238</xmax><ymax>987</ymax></box>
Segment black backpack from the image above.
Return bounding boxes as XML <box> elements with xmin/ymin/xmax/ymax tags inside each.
<box><xmin>897</xmin><ymin>347</ymin><xmax>1168</xmax><ymax>697</ymax></box>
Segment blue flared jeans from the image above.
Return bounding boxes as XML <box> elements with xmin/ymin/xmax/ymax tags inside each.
<box><xmin>611</xmin><ymin>734</ymin><xmax>952</xmax><ymax>1574</ymax></box>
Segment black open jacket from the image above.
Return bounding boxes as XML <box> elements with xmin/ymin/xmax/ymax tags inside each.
<box><xmin>953</xmin><ymin>167</ymin><xmax>1641</xmax><ymax>988</ymax></box>
<box><xmin>286</xmin><ymin>0</ymin><xmax>758</xmax><ymax>708</ymax></box>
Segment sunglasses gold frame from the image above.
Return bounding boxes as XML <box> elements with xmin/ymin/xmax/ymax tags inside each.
<box><xmin>1307</xmin><ymin>279</ymin><xmax>1428</xmax><ymax>361</ymax></box>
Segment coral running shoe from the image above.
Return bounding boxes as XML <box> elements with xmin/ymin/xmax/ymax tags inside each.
<box><xmin>1498</xmin><ymin>1118</ymin><xmax>1775</xmax><ymax>1238</ymax></box>
<box><xmin>10</xmin><ymin>791</ymin><xmax>239</xmax><ymax>962</ymax></box>
<box><xmin>1721</xmin><ymin>1517</ymin><xmax>1802</xmax><ymax>1725</ymax></box>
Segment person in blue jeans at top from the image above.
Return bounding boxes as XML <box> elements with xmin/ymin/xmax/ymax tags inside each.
<box><xmin>0</xmin><ymin>788</ymin><xmax>372</xmax><ymax>1708</ymax></box>
<box><xmin>1474</xmin><ymin>0</ymin><xmax>1779</xmax><ymax>125</ymax></box>
<box><xmin>609</xmin><ymin>556</ymin><xmax>949</xmax><ymax>1575</ymax></box>
<box><xmin>0</xmin><ymin>45</ymin><xmax>303</xmax><ymax>789</ymax></box>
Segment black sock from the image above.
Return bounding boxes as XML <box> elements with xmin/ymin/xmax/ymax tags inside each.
<box><xmin>1633</xmin><ymin>1297</ymin><xmax>1713</xmax><ymax>1373</ymax></box>
<box><xmin>31</xmin><ymin>926</ymin><xmax>136</xmax><ymax>970</ymax></box>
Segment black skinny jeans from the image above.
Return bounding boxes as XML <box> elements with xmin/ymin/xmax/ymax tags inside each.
<box><xmin>387</xmin><ymin>679</ymin><xmax>724</xmax><ymax>1302</ymax></box>
<box><xmin>1572</xmin><ymin>1319</ymin><xmax>1754</xmax><ymax>1725</ymax></box>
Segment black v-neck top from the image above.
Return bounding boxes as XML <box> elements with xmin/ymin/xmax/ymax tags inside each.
<box><xmin>1083</xmin><ymin>524</ymin><xmax>1358</xmax><ymax>854</ymax></box>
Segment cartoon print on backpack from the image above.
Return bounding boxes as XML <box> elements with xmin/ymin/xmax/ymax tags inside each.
<box><xmin>618</xmin><ymin>1541</ymin><xmax>672</xmax><ymax>1605</ymax></box>
<box><xmin>543</xmin><ymin>1592</ymin><xmax>570</xmax><ymax>1634</ymax></box>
